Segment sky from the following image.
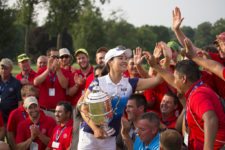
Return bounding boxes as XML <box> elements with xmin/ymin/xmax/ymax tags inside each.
<box><xmin>8</xmin><ymin>0</ymin><xmax>225</xmax><ymax>28</ymax></box>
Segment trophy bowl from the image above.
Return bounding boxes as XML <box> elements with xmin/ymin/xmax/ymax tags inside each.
<box><xmin>85</xmin><ymin>85</ymin><xmax>115</xmax><ymax>136</ymax></box>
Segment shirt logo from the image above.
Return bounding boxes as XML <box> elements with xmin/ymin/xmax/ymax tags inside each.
<box><xmin>63</xmin><ymin>133</ymin><xmax>68</xmax><ymax>139</ymax></box>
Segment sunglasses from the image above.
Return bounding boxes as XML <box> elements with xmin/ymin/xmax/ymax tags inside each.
<box><xmin>60</xmin><ymin>55</ymin><xmax>70</xmax><ymax>59</ymax></box>
<box><xmin>51</xmin><ymin>55</ymin><xmax>59</xmax><ymax>59</ymax></box>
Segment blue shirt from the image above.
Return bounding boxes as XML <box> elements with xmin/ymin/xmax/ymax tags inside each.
<box><xmin>0</xmin><ymin>76</ymin><xmax>21</xmax><ymax>123</ymax></box>
<box><xmin>133</xmin><ymin>133</ymin><xmax>160</xmax><ymax>150</ymax></box>
<box><xmin>82</xmin><ymin>74</ymin><xmax>138</xmax><ymax>136</ymax></box>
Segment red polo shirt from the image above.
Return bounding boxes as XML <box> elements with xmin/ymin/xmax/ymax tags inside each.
<box><xmin>48</xmin><ymin>119</ymin><xmax>73</xmax><ymax>150</ymax></box>
<box><xmin>144</xmin><ymin>82</ymin><xmax>169</xmax><ymax>114</ymax></box>
<box><xmin>161</xmin><ymin>115</ymin><xmax>177</xmax><ymax>129</ymax></box>
<box><xmin>185</xmin><ymin>80</ymin><xmax>225</xmax><ymax>150</ymax></box>
<box><xmin>70</xmin><ymin>66</ymin><xmax>94</xmax><ymax>106</ymax></box>
<box><xmin>16</xmin><ymin>69</ymin><xmax>37</xmax><ymax>85</ymax></box>
<box><xmin>16</xmin><ymin>112</ymin><xmax>56</xmax><ymax>150</ymax></box>
<box><xmin>7</xmin><ymin>105</ymin><xmax>28</xmax><ymax>135</ymax></box>
<box><xmin>85</xmin><ymin>72</ymin><xmax>94</xmax><ymax>89</ymax></box>
<box><xmin>0</xmin><ymin>112</ymin><xmax>3</xmax><ymax>127</ymax></box>
<box><xmin>36</xmin><ymin>67</ymin><xmax>70</xmax><ymax>109</ymax></box>
<box><xmin>202</xmin><ymin>53</ymin><xmax>225</xmax><ymax>99</ymax></box>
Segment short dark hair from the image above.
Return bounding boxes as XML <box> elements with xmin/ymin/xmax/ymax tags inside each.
<box><xmin>57</xmin><ymin>101</ymin><xmax>73</xmax><ymax>117</ymax></box>
<box><xmin>129</xmin><ymin>94</ymin><xmax>147</xmax><ymax>112</ymax></box>
<box><xmin>160</xmin><ymin>129</ymin><xmax>182</xmax><ymax>150</ymax></box>
<box><xmin>175</xmin><ymin>60</ymin><xmax>201</xmax><ymax>83</ymax></box>
<box><xmin>139</xmin><ymin>112</ymin><xmax>160</xmax><ymax>128</ymax></box>
<box><xmin>164</xmin><ymin>90</ymin><xmax>179</xmax><ymax>105</ymax></box>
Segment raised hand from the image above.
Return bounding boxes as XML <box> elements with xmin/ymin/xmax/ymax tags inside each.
<box><xmin>153</xmin><ymin>43</ymin><xmax>162</xmax><ymax>60</ymax></box>
<box><xmin>133</xmin><ymin>47</ymin><xmax>145</xmax><ymax>65</ymax></box>
<box><xmin>184</xmin><ymin>38</ymin><xmax>197</xmax><ymax>59</ymax></box>
<box><xmin>143</xmin><ymin>51</ymin><xmax>157</xmax><ymax>67</ymax></box>
<box><xmin>172</xmin><ymin>7</ymin><xmax>184</xmax><ymax>31</ymax></box>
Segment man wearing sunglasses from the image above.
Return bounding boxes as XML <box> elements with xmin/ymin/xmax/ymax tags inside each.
<box><xmin>34</xmin><ymin>48</ymin><xmax>69</xmax><ymax>118</ymax></box>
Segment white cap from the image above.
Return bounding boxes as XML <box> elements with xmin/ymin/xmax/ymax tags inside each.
<box><xmin>104</xmin><ymin>46</ymin><xmax>132</xmax><ymax>64</ymax></box>
<box><xmin>23</xmin><ymin>96</ymin><xmax>38</xmax><ymax>108</ymax></box>
<box><xmin>59</xmin><ymin>48</ymin><xmax>71</xmax><ymax>57</ymax></box>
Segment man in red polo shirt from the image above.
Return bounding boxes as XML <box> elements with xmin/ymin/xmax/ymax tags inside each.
<box><xmin>16</xmin><ymin>53</ymin><xmax>36</xmax><ymax>85</ymax></box>
<box><xmin>147</xmin><ymin>56</ymin><xmax>225</xmax><ymax>149</ymax></box>
<box><xmin>85</xmin><ymin>47</ymin><xmax>108</xmax><ymax>89</ymax></box>
<box><xmin>34</xmin><ymin>49</ymin><xmax>69</xmax><ymax>118</ymax></box>
<box><xmin>68</xmin><ymin>48</ymin><xmax>94</xmax><ymax>106</ymax></box>
<box><xmin>160</xmin><ymin>91</ymin><xmax>179</xmax><ymax>129</ymax></box>
<box><xmin>16</xmin><ymin>96</ymin><xmax>56</xmax><ymax>150</ymax></box>
<box><xmin>172</xmin><ymin>7</ymin><xmax>225</xmax><ymax>99</ymax></box>
<box><xmin>47</xmin><ymin>101</ymin><xmax>73</xmax><ymax>150</ymax></box>
<box><xmin>7</xmin><ymin>85</ymin><xmax>38</xmax><ymax>150</ymax></box>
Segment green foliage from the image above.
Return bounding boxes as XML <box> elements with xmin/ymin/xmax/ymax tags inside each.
<box><xmin>194</xmin><ymin>22</ymin><xmax>214</xmax><ymax>47</ymax></box>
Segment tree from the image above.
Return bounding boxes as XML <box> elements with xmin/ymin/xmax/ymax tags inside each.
<box><xmin>72</xmin><ymin>4</ymin><xmax>106</xmax><ymax>63</ymax></box>
<box><xmin>0</xmin><ymin>0</ymin><xmax>18</xmax><ymax>59</ymax></box>
<box><xmin>195</xmin><ymin>22</ymin><xmax>213</xmax><ymax>47</ymax></box>
<box><xmin>211</xmin><ymin>18</ymin><xmax>225</xmax><ymax>37</ymax></box>
<box><xmin>15</xmin><ymin>0</ymin><xmax>40</xmax><ymax>55</ymax></box>
<box><xmin>136</xmin><ymin>25</ymin><xmax>157</xmax><ymax>51</ymax></box>
<box><xmin>46</xmin><ymin>0</ymin><xmax>80</xmax><ymax>49</ymax></box>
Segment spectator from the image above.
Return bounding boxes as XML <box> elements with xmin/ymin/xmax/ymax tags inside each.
<box><xmin>118</xmin><ymin>94</ymin><xmax>147</xmax><ymax>150</ymax></box>
<box><xmin>172</xmin><ymin>7</ymin><xmax>225</xmax><ymax>99</ymax></box>
<box><xmin>147</xmin><ymin>56</ymin><xmax>225</xmax><ymax>149</ymax></box>
<box><xmin>160</xmin><ymin>91</ymin><xmax>179</xmax><ymax>129</ymax></box>
<box><xmin>36</xmin><ymin>55</ymin><xmax>48</xmax><ymax>71</ymax></box>
<box><xmin>47</xmin><ymin>101</ymin><xmax>73</xmax><ymax>150</ymax></box>
<box><xmin>7</xmin><ymin>85</ymin><xmax>38</xmax><ymax>150</ymax></box>
<box><xmin>68</xmin><ymin>48</ymin><xmax>94</xmax><ymax>106</ymax></box>
<box><xmin>160</xmin><ymin>129</ymin><xmax>182</xmax><ymax>150</ymax></box>
<box><xmin>59</xmin><ymin>48</ymin><xmax>75</xmax><ymax>73</ymax></box>
<box><xmin>130</xmin><ymin>112</ymin><xmax>160</xmax><ymax>150</ymax></box>
<box><xmin>16</xmin><ymin>53</ymin><xmax>36</xmax><ymax>85</ymax></box>
<box><xmin>34</xmin><ymin>49</ymin><xmax>69</xmax><ymax>118</ymax></box>
<box><xmin>85</xmin><ymin>47</ymin><xmax>108</xmax><ymax>89</ymax></box>
<box><xmin>16</xmin><ymin>96</ymin><xmax>56</xmax><ymax>150</ymax></box>
<box><xmin>0</xmin><ymin>58</ymin><xmax>21</xmax><ymax>124</ymax></box>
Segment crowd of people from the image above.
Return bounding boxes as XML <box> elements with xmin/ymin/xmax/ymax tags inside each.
<box><xmin>0</xmin><ymin>6</ymin><xmax>225</xmax><ymax>150</ymax></box>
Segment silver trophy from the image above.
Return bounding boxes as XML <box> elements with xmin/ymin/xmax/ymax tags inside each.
<box><xmin>85</xmin><ymin>84</ymin><xmax>115</xmax><ymax>137</ymax></box>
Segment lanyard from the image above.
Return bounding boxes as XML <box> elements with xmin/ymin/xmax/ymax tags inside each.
<box><xmin>22</xmin><ymin>111</ymin><xmax>27</xmax><ymax>119</ymax></box>
<box><xmin>55</xmin><ymin>126</ymin><xmax>67</xmax><ymax>142</ymax></box>
<box><xmin>185</xmin><ymin>81</ymin><xmax>203</xmax><ymax>127</ymax></box>
<box><xmin>49</xmin><ymin>73</ymin><xmax>57</xmax><ymax>87</ymax></box>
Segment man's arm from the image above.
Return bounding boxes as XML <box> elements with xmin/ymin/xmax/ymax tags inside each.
<box><xmin>202</xmin><ymin>111</ymin><xmax>218</xmax><ymax>150</ymax></box>
<box><xmin>6</xmin><ymin>132</ymin><xmax>16</xmax><ymax>150</ymax></box>
<box><xmin>16</xmin><ymin>137</ymin><xmax>33</xmax><ymax>150</ymax></box>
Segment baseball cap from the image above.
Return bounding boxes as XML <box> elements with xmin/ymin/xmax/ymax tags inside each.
<box><xmin>74</xmin><ymin>48</ymin><xmax>89</xmax><ymax>57</ymax></box>
<box><xmin>0</xmin><ymin>58</ymin><xmax>13</xmax><ymax>68</ymax></box>
<box><xmin>59</xmin><ymin>48</ymin><xmax>71</xmax><ymax>57</ymax></box>
<box><xmin>104</xmin><ymin>46</ymin><xmax>132</xmax><ymax>64</ymax></box>
<box><xmin>23</xmin><ymin>96</ymin><xmax>38</xmax><ymax>109</ymax></box>
<box><xmin>17</xmin><ymin>53</ymin><xmax>30</xmax><ymax>63</ymax></box>
<box><xmin>167</xmin><ymin>41</ymin><xmax>181</xmax><ymax>51</ymax></box>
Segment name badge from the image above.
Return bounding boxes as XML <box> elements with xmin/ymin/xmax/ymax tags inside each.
<box><xmin>30</xmin><ymin>142</ymin><xmax>38</xmax><ymax>150</ymax></box>
<box><xmin>49</xmin><ymin>88</ymin><xmax>55</xmax><ymax>96</ymax></box>
<box><xmin>52</xmin><ymin>141</ymin><xmax>60</xmax><ymax>148</ymax></box>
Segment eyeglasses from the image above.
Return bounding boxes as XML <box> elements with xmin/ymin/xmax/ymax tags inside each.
<box><xmin>60</xmin><ymin>55</ymin><xmax>70</xmax><ymax>59</ymax></box>
<box><xmin>51</xmin><ymin>55</ymin><xmax>59</xmax><ymax>59</ymax></box>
